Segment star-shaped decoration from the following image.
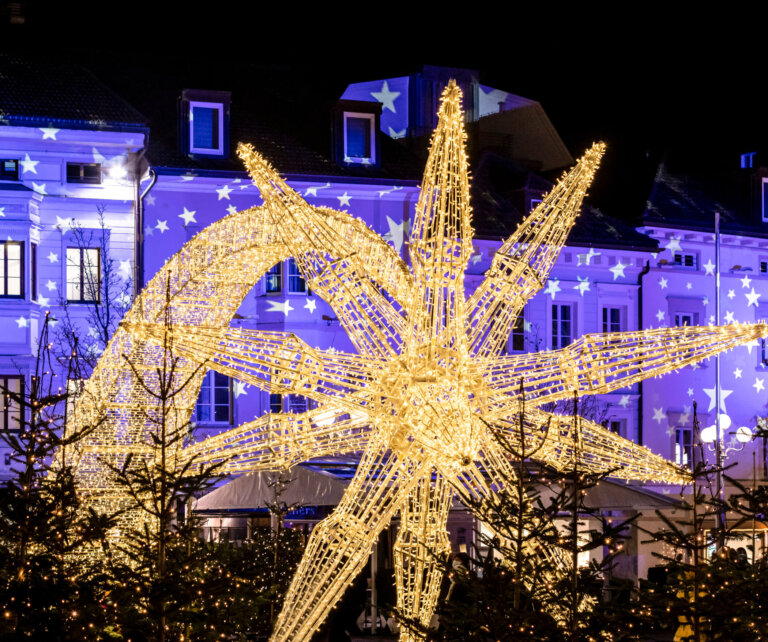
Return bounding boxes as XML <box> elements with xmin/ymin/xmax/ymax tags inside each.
<box><xmin>666</xmin><ymin>425</ymin><xmax>676</xmax><ymax>437</ymax></box>
<box><xmin>609</xmin><ymin>261</ymin><xmax>626</xmax><ymax>280</ymax></box>
<box><xmin>305</xmin><ymin>299</ymin><xmax>317</xmax><ymax>314</ymax></box>
<box><xmin>233</xmin><ymin>380</ymin><xmax>249</xmax><ymax>398</ymax></box>
<box><xmin>15</xmin><ymin>316</ymin><xmax>28</xmax><ymax>328</ymax></box>
<box><xmin>702</xmin><ymin>387</ymin><xmax>733</xmax><ymax>413</ymax></box>
<box><xmin>119</xmin><ymin>260</ymin><xmax>132</xmax><ymax>280</ymax></box>
<box><xmin>652</xmin><ymin>407</ymin><xmax>666</xmax><ymax>423</ymax></box>
<box><xmin>144</xmin><ymin>225</ymin><xmax>154</xmax><ymax>237</ymax></box>
<box><xmin>216</xmin><ymin>184</ymin><xmax>233</xmax><ymax>200</ymax></box>
<box><xmin>724</xmin><ymin>310</ymin><xmax>736</xmax><ymax>324</ymax></box>
<box><xmin>686</xmin><ymin>282</ymin><xmax>692</xmax><ymax>290</ymax></box>
<box><xmin>266</xmin><ymin>299</ymin><xmax>294</xmax><ymax>316</ymax></box>
<box><xmin>304</xmin><ymin>182</ymin><xmax>331</xmax><ymax>198</ymax></box>
<box><xmin>746</xmin><ymin>287</ymin><xmax>761</xmax><ymax>307</ymax></box>
<box><xmin>179</xmin><ymin>207</ymin><xmax>197</xmax><ymax>226</ymax></box>
<box><xmin>471</xmin><ymin>253</ymin><xmax>483</xmax><ymax>265</ymax></box>
<box><xmin>39</xmin><ymin>127</ymin><xmax>60</xmax><ymax>140</ymax></box>
<box><xmin>703</xmin><ymin>297</ymin><xmax>710</xmax><ymax>307</ymax></box>
<box><xmin>664</xmin><ymin>237</ymin><xmax>682</xmax><ymax>253</ymax></box>
<box><xmin>0</xmin><ymin>207</ymin><xmax>4</xmax><ymax>217</ymax></box>
<box><xmin>226</xmin><ymin>205</ymin><xmax>237</xmax><ymax>215</ymax></box>
<box><xmin>703</xmin><ymin>259</ymin><xmax>715</xmax><ymax>276</ymax></box>
<box><xmin>117</xmin><ymin>292</ymin><xmax>132</xmax><ymax>308</ymax></box>
<box><xmin>741</xmin><ymin>274</ymin><xmax>752</xmax><ymax>289</ymax></box>
<box><xmin>744</xmin><ymin>339</ymin><xmax>760</xmax><ymax>354</ymax></box>
<box><xmin>20</xmin><ymin>153</ymin><xmax>39</xmax><ymax>174</ymax></box>
<box><xmin>337</xmin><ymin>192</ymin><xmax>352</xmax><ymax>207</ymax></box>
<box><xmin>659</xmin><ymin>277</ymin><xmax>668</xmax><ymax>290</ymax></box>
<box><xmin>36</xmin><ymin>295</ymin><xmax>51</xmax><ymax>307</ymax></box>
<box><xmin>47</xmin><ymin>251</ymin><xmax>58</xmax><ymax>263</ymax></box>
<box><xmin>180</xmin><ymin>173</ymin><xmax>197</xmax><ymax>182</ymax></box>
<box><xmin>687</xmin><ymin>387</ymin><xmax>694</xmax><ymax>397</ymax></box>
<box><xmin>155</xmin><ymin>220</ymin><xmax>169</xmax><ymax>234</ymax></box>
<box><xmin>383</xmin><ymin>216</ymin><xmax>405</xmax><ymax>253</ymax></box>
<box><xmin>728</xmin><ymin>289</ymin><xmax>735</xmax><ymax>300</ymax></box>
<box><xmin>370</xmin><ymin>80</ymin><xmax>401</xmax><ymax>113</ymax></box>
<box><xmin>679</xmin><ymin>410</ymin><xmax>691</xmax><ymax>425</ymax></box>
<box><xmin>31</xmin><ymin>182</ymin><xmax>46</xmax><ymax>195</ymax></box>
<box><xmin>656</xmin><ymin>309</ymin><xmax>665</xmax><ymax>322</ymax></box>
<box><xmin>574</xmin><ymin>276</ymin><xmax>590</xmax><ymax>296</ymax></box>
<box><xmin>88</xmin><ymin>326</ymin><xmax>101</xmax><ymax>339</ymax></box>
<box><xmin>388</xmin><ymin>127</ymin><xmax>406</xmax><ymax>140</ymax></box>
<box><xmin>56</xmin><ymin>215</ymin><xmax>73</xmax><ymax>233</ymax></box>
<box><xmin>577</xmin><ymin>248</ymin><xmax>600</xmax><ymax>266</ymax></box>
<box><xmin>145</xmin><ymin>194</ymin><xmax>156</xmax><ymax>206</ymax></box>
<box><xmin>754</xmin><ymin>378</ymin><xmax>765</xmax><ymax>393</ymax></box>
<box><xmin>544</xmin><ymin>279</ymin><xmax>561</xmax><ymax>299</ymax></box>
<box><xmin>618</xmin><ymin>395</ymin><xmax>630</xmax><ymax>408</ymax></box>
<box><xmin>734</xmin><ymin>368</ymin><xmax>743</xmax><ymax>379</ymax></box>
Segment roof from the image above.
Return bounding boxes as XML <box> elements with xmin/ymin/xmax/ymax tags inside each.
<box><xmin>0</xmin><ymin>53</ymin><xmax>147</xmax><ymax>129</ymax></box>
<box><xmin>643</xmin><ymin>163</ymin><xmax>766</xmax><ymax>236</ymax></box>
<box><xmin>471</xmin><ymin>149</ymin><xmax>659</xmax><ymax>251</ymax></box>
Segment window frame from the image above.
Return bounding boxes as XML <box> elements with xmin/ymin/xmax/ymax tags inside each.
<box><xmin>673</xmin><ymin>252</ymin><xmax>698</xmax><ymax>269</ymax></box>
<box><xmin>0</xmin><ymin>159</ymin><xmax>19</xmax><ymax>181</ymax></box>
<box><xmin>66</xmin><ymin>247</ymin><xmax>101</xmax><ymax>304</ymax></box>
<box><xmin>189</xmin><ymin>100</ymin><xmax>225</xmax><ymax>156</ymax></box>
<box><xmin>343</xmin><ymin>111</ymin><xmax>376</xmax><ymax>165</ymax></box>
<box><xmin>30</xmin><ymin>243</ymin><xmax>37</xmax><ymax>301</ymax></box>
<box><xmin>264</xmin><ymin>262</ymin><xmax>282</xmax><ymax>294</ymax></box>
<box><xmin>195</xmin><ymin>370</ymin><xmax>233</xmax><ymax>425</ymax></box>
<box><xmin>0</xmin><ymin>241</ymin><xmax>24</xmax><ymax>299</ymax></box>
<box><xmin>0</xmin><ymin>375</ymin><xmax>24</xmax><ymax>432</ymax></box>
<box><xmin>602</xmin><ymin>306</ymin><xmax>623</xmax><ymax>333</ymax></box>
<box><xmin>66</xmin><ymin>162</ymin><xmax>102</xmax><ymax>185</ymax></box>
<box><xmin>675</xmin><ymin>312</ymin><xmax>695</xmax><ymax>327</ymax></box>
<box><xmin>286</xmin><ymin>258</ymin><xmax>307</xmax><ymax>294</ymax></box>
<box><xmin>675</xmin><ymin>426</ymin><xmax>693</xmax><ymax>468</ymax></box>
<box><xmin>551</xmin><ymin>303</ymin><xmax>574</xmax><ymax>350</ymax></box>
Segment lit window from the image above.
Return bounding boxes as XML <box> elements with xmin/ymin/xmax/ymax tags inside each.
<box><xmin>0</xmin><ymin>242</ymin><xmax>23</xmax><ymax>298</ymax></box>
<box><xmin>0</xmin><ymin>376</ymin><xmax>23</xmax><ymax>431</ymax></box>
<box><xmin>675</xmin><ymin>427</ymin><xmax>693</xmax><ymax>468</ymax></box>
<box><xmin>552</xmin><ymin>304</ymin><xmax>573</xmax><ymax>349</ymax></box>
<box><xmin>602</xmin><ymin>307</ymin><xmax>622</xmax><ymax>333</ymax></box>
<box><xmin>287</xmin><ymin>258</ymin><xmax>307</xmax><ymax>294</ymax></box>
<box><xmin>0</xmin><ymin>159</ymin><xmax>19</xmax><ymax>181</ymax></box>
<box><xmin>343</xmin><ymin>112</ymin><xmax>375</xmax><ymax>164</ymax></box>
<box><xmin>195</xmin><ymin>371</ymin><xmax>232</xmax><ymax>424</ymax></box>
<box><xmin>189</xmin><ymin>101</ymin><xmax>224</xmax><ymax>155</ymax></box>
<box><xmin>66</xmin><ymin>163</ymin><xmax>101</xmax><ymax>184</ymax></box>
<box><xmin>265</xmin><ymin>262</ymin><xmax>282</xmax><ymax>294</ymax></box>
<box><xmin>66</xmin><ymin>248</ymin><xmax>100</xmax><ymax>303</ymax></box>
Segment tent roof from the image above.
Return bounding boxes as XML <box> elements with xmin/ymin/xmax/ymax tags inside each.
<box><xmin>193</xmin><ymin>466</ymin><xmax>349</xmax><ymax>512</ymax></box>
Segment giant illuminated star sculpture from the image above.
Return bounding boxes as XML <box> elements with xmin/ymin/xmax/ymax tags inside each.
<box><xmin>71</xmin><ymin>82</ymin><xmax>768</xmax><ymax>641</ymax></box>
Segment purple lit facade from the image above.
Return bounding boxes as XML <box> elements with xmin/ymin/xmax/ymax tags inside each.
<box><xmin>1</xmin><ymin>59</ymin><xmax>767</xmax><ymax>579</ymax></box>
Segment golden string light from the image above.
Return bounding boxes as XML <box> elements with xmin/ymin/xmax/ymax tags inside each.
<box><xmin>67</xmin><ymin>81</ymin><xmax>768</xmax><ymax>641</ymax></box>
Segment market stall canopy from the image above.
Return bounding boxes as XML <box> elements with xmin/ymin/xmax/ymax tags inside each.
<box><xmin>539</xmin><ymin>478</ymin><xmax>684</xmax><ymax>511</ymax></box>
<box><xmin>193</xmin><ymin>466</ymin><xmax>349</xmax><ymax>512</ymax></box>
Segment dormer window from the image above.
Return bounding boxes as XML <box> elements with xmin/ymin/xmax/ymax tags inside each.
<box><xmin>344</xmin><ymin>113</ymin><xmax>375</xmax><ymax>164</ymax></box>
<box><xmin>332</xmin><ymin>100</ymin><xmax>381</xmax><ymax>168</ymax></box>
<box><xmin>180</xmin><ymin>89</ymin><xmax>231</xmax><ymax>158</ymax></box>
<box><xmin>189</xmin><ymin>101</ymin><xmax>224</xmax><ymax>155</ymax></box>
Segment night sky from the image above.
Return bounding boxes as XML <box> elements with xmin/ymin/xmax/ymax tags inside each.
<box><xmin>2</xmin><ymin>2</ymin><xmax>761</xmax><ymax>220</ymax></box>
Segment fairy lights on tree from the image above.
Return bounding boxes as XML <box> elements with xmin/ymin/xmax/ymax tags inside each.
<box><xmin>66</xmin><ymin>81</ymin><xmax>768</xmax><ymax>641</ymax></box>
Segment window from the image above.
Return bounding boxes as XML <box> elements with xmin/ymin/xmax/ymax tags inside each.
<box><xmin>265</xmin><ymin>262</ymin><xmax>282</xmax><ymax>294</ymax></box>
<box><xmin>269</xmin><ymin>393</ymin><xmax>283</xmax><ymax>414</ymax></box>
<box><xmin>287</xmin><ymin>394</ymin><xmax>309</xmax><ymax>414</ymax></box>
<box><xmin>675</xmin><ymin>426</ymin><xmax>693</xmax><ymax>468</ymax></box>
<box><xmin>609</xmin><ymin>419</ymin><xmax>623</xmax><ymax>436</ymax></box>
<box><xmin>0</xmin><ymin>242</ymin><xmax>23</xmax><ymax>298</ymax></box>
<box><xmin>552</xmin><ymin>304</ymin><xmax>573</xmax><ymax>349</ymax></box>
<box><xmin>673</xmin><ymin>253</ymin><xmax>698</xmax><ymax>269</ymax></box>
<box><xmin>762</xmin><ymin>339</ymin><xmax>768</xmax><ymax>367</ymax></box>
<box><xmin>30</xmin><ymin>243</ymin><xmax>37</xmax><ymax>301</ymax></box>
<box><xmin>66</xmin><ymin>248</ymin><xmax>100</xmax><ymax>303</ymax></box>
<box><xmin>675</xmin><ymin>312</ymin><xmax>695</xmax><ymax>327</ymax></box>
<box><xmin>195</xmin><ymin>371</ymin><xmax>232</xmax><ymax>424</ymax></box>
<box><xmin>760</xmin><ymin>261</ymin><xmax>767</xmax><ymax>274</ymax></box>
<box><xmin>0</xmin><ymin>159</ymin><xmax>19</xmax><ymax>181</ymax></box>
<box><xmin>511</xmin><ymin>315</ymin><xmax>525</xmax><ymax>352</ymax></box>
<box><xmin>287</xmin><ymin>258</ymin><xmax>307</xmax><ymax>294</ymax></box>
<box><xmin>189</xmin><ymin>101</ymin><xmax>224</xmax><ymax>155</ymax></box>
<box><xmin>343</xmin><ymin>112</ymin><xmax>375</xmax><ymax>163</ymax></box>
<box><xmin>66</xmin><ymin>163</ymin><xmax>101</xmax><ymax>184</ymax></box>
<box><xmin>0</xmin><ymin>376</ymin><xmax>23</xmax><ymax>432</ymax></box>
<box><xmin>602</xmin><ymin>307</ymin><xmax>622</xmax><ymax>333</ymax></box>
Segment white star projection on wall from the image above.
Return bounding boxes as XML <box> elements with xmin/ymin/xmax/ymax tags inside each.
<box><xmin>67</xmin><ymin>82</ymin><xmax>768</xmax><ymax>642</ymax></box>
